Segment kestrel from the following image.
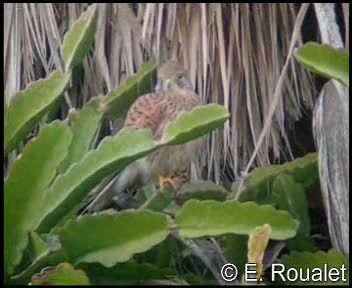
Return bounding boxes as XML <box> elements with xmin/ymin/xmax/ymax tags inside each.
<box><xmin>86</xmin><ymin>60</ymin><xmax>204</xmax><ymax>212</ymax></box>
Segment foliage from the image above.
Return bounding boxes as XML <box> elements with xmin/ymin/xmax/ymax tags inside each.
<box><xmin>58</xmin><ymin>98</ymin><xmax>102</xmax><ymax>174</ymax></box>
<box><xmin>296</xmin><ymin>40</ymin><xmax>349</xmax><ymax>256</ymax></box>
<box><xmin>4</xmin><ymin>5</ymin><xmax>344</xmax><ymax>286</ymax></box>
<box><xmin>175</xmin><ymin>200</ymin><xmax>297</xmax><ymax>240</ymax></box>
<box><xmin>4</xmin><ymin>72</ymin><xmax>70</xmax><ymax>155</ymax></box>
<box><xmin>99</xmin><ymin>60</ymin><xmax>157</xmax><ymax>119</ymax></box>
<box><xmin>175</xmin><ymin>181</ymin><xmax>228</xmax><ymax>205</ymax></box>
<box><xmin>277</xmin><ymin>249</ymin><xmax>349</xmax><ymax>285</ymax></box>
<box><xmin>61</xmin><ymin>4</ymin><xmax>98</xmax><ymax>71</ymax></box>
<box><xmin>4</xmin><ymin>3</ymin><xmax>318</xmax><ymax>184</ymax></box>
<box><xmin>5</xmin><ymin>122</ymin><xmax>72</xmax><ymax>277</ymax></box>
<box><xmin>295</xmin><ymin>42</ymin><xmax>349</xmax><ymax>86</ymax></box>
<box><xmin>30</xmin><ymin>263</ymin><xmax>90</xmax><ymax>285</ymax></box>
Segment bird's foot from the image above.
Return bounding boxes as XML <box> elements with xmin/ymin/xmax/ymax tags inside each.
<box><xmin>158</xmin><ymin>175</ymin><xmax>177</xmax><ymax>191</ymax></box>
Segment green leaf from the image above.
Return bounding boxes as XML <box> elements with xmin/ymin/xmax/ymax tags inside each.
<box><xmin>272</xmin><ymin>173</ymin><xmax>313</xmax><ymax>252</ymax></box>
<box><xmin>286</xmin><ymin>235</ymin><xmax>318</xmax><ymax>253</ymax></box>
<box><xmin>4</xmin><ymin>122</ymin><xmax>72</xmax><ymax>277</ymax></box>
<box><xmin>237</xmin><ymin>153</ymin><xmax>318</xmax><ymax>203</ymax></box>
<box><xmin>30</xmin><ymin>263</ymin><xmax>90</xmax><ymax>285</ymax></box>
<box><xmin>21</xmin><ymin>232</ymin><xmax>50</xmax><ymax>270</ymax></box>
<box><xmin>5</xmin><ymin>71</ymin><xmax>70</xmax><ymax>155</ymax></box>
<box><xmin>99</xmin><ymin>60</ymin><xmax>157</xmax><ymax>119</ymax></box>
<box><xmin>273</xmin><ymin>174</ymin><xmax>310</xmax><ymax>234</ymax></box>
<box><xmin>162</xmin><ymin>104</ymin><xmax>230</xmax><ymax>145</ymax></box>
<box><xmin>234</xmin><ymin>155</ymin><xmax>318</xmax><ymax>252</ymax></box>
<box><xmin>58</xmin><ymin>211</ymin><xmax>170</xmax><ymax>267</ymax></box>
<box><xmin>183</xmin><ymin>275</ymin><xmax>218</xmax><ymax>285</ymax></box>
<box><xmin>58</xmin><ymin>98</ymin><xmax>103</xmax><ymax>174</ymax></box>
<box><xmin>176</xmin><ymin>181</ymin><xmax>228</xmax><ymax>205</ymax></box>
<box><xmin>223</xmin><ymin>234</ymin><xmax>248</xmax><ymax>275</ymax></box>
<box><xmin>140</xmin><ymin>187</ymin><xmax>175</xmax><ymax>212</ymax></box>
<box><xmin>37</xmin><ymin>128</ymin><xmax>157</xmax><ymax>233</ymax></box>
<box><xmin>277</xmin><ymin>249</ymin><xmax>349</xmax><ymax>285</ymax></box>
<box><xmin>10</xmin><ymin>247</ymin><xmax>68</xmax><ymax>285</ymax></box>
<box><xmin>134</xmin><ymin>235</ymin><xmax>179</xmax><ymax>270</ymax></box>
<box><xmin>136</xmin><ymin>184</ymin><xmax>156</xmax><ymax>203</ymax></box>
<box><xmin>175</xmin><ymin>200</ymin><xmax>298</xmax><ymax>240</ymax></box>
<box><xmin>37</xmin><ymin>102</ymin><xmax>230</xmax><ymax>233</ymax></box>
<box><xmin>295</xmin><ymin>42</ymin><xmax>349</xmax><ymax>86</ymax></box>
<box><xmin>13</xmin><ymin>232</ymin><xmax>50</xmax><ymax>279</ymax></box>
<box><xmin>79</xmin><ymin>261</ymin><xmax>175</xmax><ymax>285</ymax></box>
<box><xmin>46</xmin><ymin>95</ymin><xmax>66</xmax><ymax>123</ymax></box>
<box><xmin>61</xmin><ymin>4</ymin><xmax>98</xmax><ymax>71</ymax></box>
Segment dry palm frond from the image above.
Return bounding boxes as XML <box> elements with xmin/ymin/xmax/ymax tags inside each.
<box><xmin>239</xmin><ymin>3</ymin><xmax>310</xmax><ymax>187</ymax></box>
<box><xmin>4</xmin><ymin>3</ymin><xmax>323</xmax><ymax>182</ymax></box>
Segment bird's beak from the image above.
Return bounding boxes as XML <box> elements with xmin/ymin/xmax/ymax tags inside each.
<box><xmin>164</xmin><ymin>78</ymin><xmax>176</xmax><ymax>89</ymax></box>
<box><xmin>164</xmin><ymin>79</ymin><xmax>172</xmax><ymax>86</ymax></box>
<box><xmin>155</xmin><ymin>79</ymin><xmax>176</xmax><ymax>91</ymax></box>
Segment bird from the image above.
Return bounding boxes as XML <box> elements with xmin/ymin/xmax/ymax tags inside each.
<box><xmin>84</xmin><ymin>60</ymin><xmax>204</xmax><ymax>212</ymax></box>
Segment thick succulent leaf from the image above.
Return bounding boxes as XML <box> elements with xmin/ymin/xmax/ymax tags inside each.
<box><xmin>133</xmin><ymin>235</ymin><xmax>179</xmax><ymax>270</ymax></box>
<box><xmin>175</xmin><ymin>200</ymin><xmax>298</xmax><ymax>240</ymax></box>
<box><xmin>30</xmin><ymin>263</ymin><xmax>90</xmax><ymax>285</ymax></box>
<box><xmin>37</xmin><ymin>128</ymin><xmax>157</xmax><ymax>233</ymax></box>
<box><xmin>183</xmin><ymin>275</ymin><xmax>218</xmax><ymax>285</ymax></box>
<box><xmin>45</xmin><ymin>96</ymin><xmax>65</xmax><ymax>123</ymax></box>
<box><xmin>272</xmin><ymin>173</ymin><xmax>314</xmax><ymax>252</ymax></box>
<box><xmin>4</xmin><ymin>71</ymin><xmax>70</xmax><ymax>155</ymax></box>
<box><xmin>99</xmin><ymin>60</ymin><xmax>157</xmax><ymax>119</ymax></box>
<box><xmin>13</xmin><ymin>231</ymin><xmax>49</xmax><ymax>280</ymax></box>
<box><xmin>4</xmin><ymin>122</ymin><xmax>72</xmax><ymax>277</ymax></box>
<box><xmin>23</xmin><ymin>232</ymin><xmax>49</xmax><ymax>268</ymax></box>
<box><xmin>57</xmin><ymin>211</ymin><xmax>170</xmax><ymax>267</ymax></box>
<box><xmin>287</xmin><ymin>235</ymin><xmax>317</xmax><ymax>253</ymax></box>
<box><xmin>272</xmin><ymin>174</ymin><xmax>310</xmax><ymax>235</ymax></box>
<box><xmin>140</xmin><ymin>187</ymin><xmax>174</xmax><ymax>212</ymax></box>
<box><xmin>237</xmin><ymin>153</ymin><xmax>318</xmax><ymax>203</ymax></box>
<box><xmin>136</xmin><ymin>184</ymin><xmax>157</xmax><ymax>203</ymax></box>
<box><xmin>61</xmin><ymin>4</ymin><xmax>98</xmax><ymax>71</ymax></box>
<box><xmin>38</xmin><ymin>101</ymin><xmax>229</xmax><ymax>232</ymax></box>
<box><xmin>79</xmin><ymin>261</ymin><xmax>175</xmax><ymax>285</ymax></box>
<box><xmin>176</xmin><ymin>181</ymin><xmax>228</xmax><ymax>205</ymax></box>
<box><xmin>58</xmin><ymin>98</ymin><xmax>103</xmax><ymax>174</ymax></box>
<box><xmin>277</xmin><ymin>249</ymin><xmax>349</xmax><ymax>285</ymax></box>
<box><xmin>233</xmin><ymin>156</ymin><xmax>316</xmax><ymax>252</ymax></box>
<box><xmin>162</xmin><ymin>104</ymin><xmax>230</xmax><ymax>145</ymax></box>
<box><xmin>223</xmin><ymin>234</ymin><xmax>248</xmax><ymax>275</ymax></box>
<box><xmin>10</xmin><ymin>248</ymin><xmax>68</xmax><ymax>285</ymax></box>
<box><xmin>175</xmin><ymin>200</ymin><xmax>297</xmax><ymax>240</ymax></box>
<box><xmin>295</xmin><ymin>42</ymin><xmax>349</xmax><ymax>86</ymax></box>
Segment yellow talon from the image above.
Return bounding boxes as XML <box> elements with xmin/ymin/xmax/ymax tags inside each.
<box><xmin>158</xmin><ymin>175</ymin><xmax>177</xmax><ymax>191</ymax></box>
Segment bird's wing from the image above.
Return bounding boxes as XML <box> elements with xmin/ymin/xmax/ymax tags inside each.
<box><xmin>124</xmin><ymin>89</ymin><xmax>201</xmax><ymax>140</ymax></box>
<box><xmin>124</xmin><ymin>92</ymin><xmax>165</xmax><ymax>134</ymax></box>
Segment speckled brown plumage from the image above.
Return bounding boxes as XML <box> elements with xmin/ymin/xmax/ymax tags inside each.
<box><xmin>124</xmin><ymin>89</ymin><xmax>201</xmax><ymax>139</ymax></box>
<box><xmin>86</xmin><ymin>60</ymin><xmax>204</xmax><ymax>212</ymax></box>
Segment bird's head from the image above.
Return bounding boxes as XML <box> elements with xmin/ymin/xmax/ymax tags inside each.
<box><xmin>155</xmin><ymin>60</ymin><xmax>193</xmax><ymax>91</ymax></box>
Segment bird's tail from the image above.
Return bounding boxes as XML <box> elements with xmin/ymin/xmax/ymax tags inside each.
<box><xmin>80</xmin><ymin>159</ymin><xmax>150</xmax><ymax>214</ymax></box>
